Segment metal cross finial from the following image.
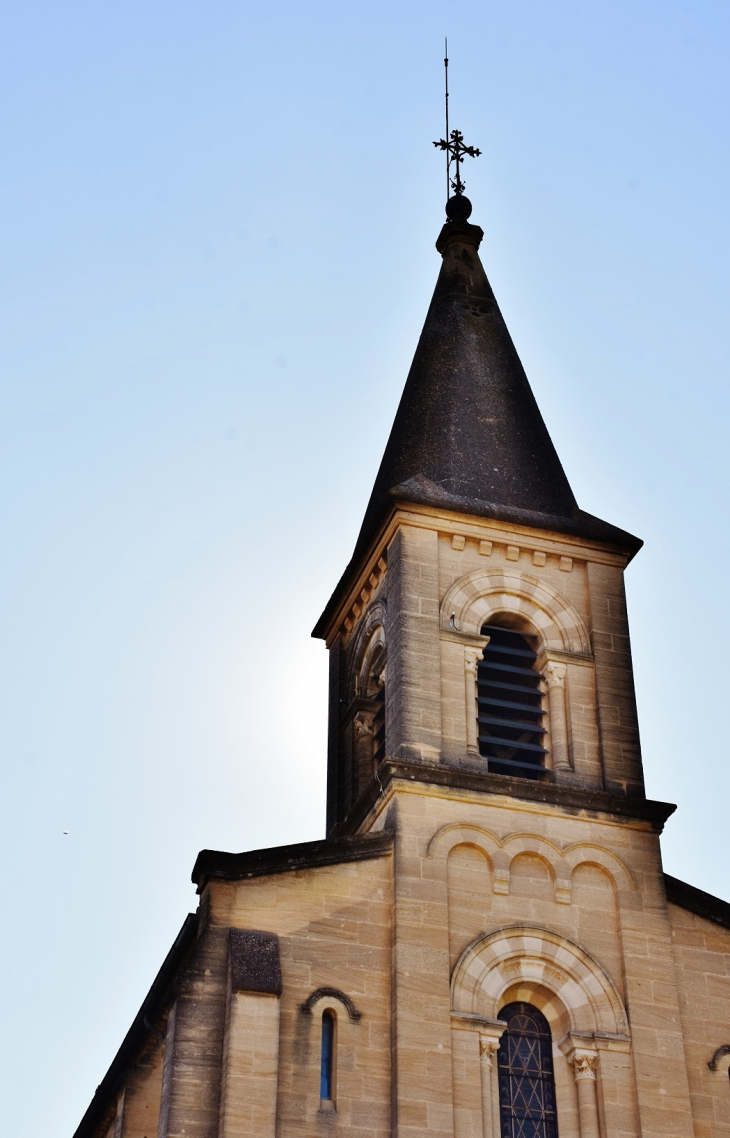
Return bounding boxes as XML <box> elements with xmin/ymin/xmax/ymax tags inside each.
<box><xmin>433</xmin><ymin>41</ymin><xmax>481</xmax><ymax>199</ymax></box>
<box><xmin>433</xmin><ymin>129</ymin><xmax>481</xmax><ymax>196</ymax></box>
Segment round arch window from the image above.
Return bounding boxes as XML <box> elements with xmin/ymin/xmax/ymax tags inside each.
<box><xmin>497</xmin><ymin>1002</ymin><xmax>558</xmax><ymax>1138</ymax></box>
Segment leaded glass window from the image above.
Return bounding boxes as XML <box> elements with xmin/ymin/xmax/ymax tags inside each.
<box><xmin>497</xmin><ymin>1002</ymin><xmax>558</xmax><ymax>1138</ymax></box>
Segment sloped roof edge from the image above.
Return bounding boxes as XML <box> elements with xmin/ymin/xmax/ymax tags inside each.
<box><xmin>73</xmin><ymin>912</ymin><xmax>198</xmax><ymax>1138</ymax></box>
<box><xmin>665</xmin><ymin>873</ymin><xmax>730</xmax><ymax>930</ymax></box>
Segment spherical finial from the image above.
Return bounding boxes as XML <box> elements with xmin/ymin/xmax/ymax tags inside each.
<box><xmin>445</xmin><ymin>194</ymin><xmax>472</xmax><ymax>223</ymax></box>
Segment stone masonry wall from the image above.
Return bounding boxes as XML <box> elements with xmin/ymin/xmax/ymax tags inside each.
<box><xmin>668</xmin><ymin>901</ymin><xmax>730</xmax><ymax>1138</ymax></box>
<box><xmin>208</xmin><ymin>852</ymin><xmax>393</xmax><ymax>1138</ymax></box>
<box><xmin>367</xmin><ymin>781</ymin><xmax>696</xmax><ymax>1138</ymax></box>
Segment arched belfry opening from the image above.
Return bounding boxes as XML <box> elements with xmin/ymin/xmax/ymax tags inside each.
<box><xmin>340</xmin><ymin>622</ymin><xmax>387</xmax><ymax>813</ymax></box>
<box><xmin>365</xmin><ymin>643</ymin><xmax>386</xmax><ymax>768</ymax></box>
<box><xmin>477</xmin><ymin>617</ymin><xmax>547</xmax><ymax>779</ymax></box>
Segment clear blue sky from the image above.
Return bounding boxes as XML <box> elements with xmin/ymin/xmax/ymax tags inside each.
<box><xmin>2</xmin><ymin>2</ymin><xmax>729</xmax><ymax>1133</ymax></box>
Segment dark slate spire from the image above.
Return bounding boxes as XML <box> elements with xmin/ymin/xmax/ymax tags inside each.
<box><xmin>313</xmin><ymin>209</ymin><xmax>640</xmax><ymax>638</ymax></box>
<box><xmin>352</xmin><ymin>215</ymin><xmax>639</xmax><ymax>558</ymax></box>
<box><xmin>357</xmin><ymin>217</ymin><xmax>577</xmax><ymax>544</ymax></box>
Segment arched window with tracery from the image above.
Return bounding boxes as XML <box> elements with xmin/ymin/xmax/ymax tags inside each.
<box><xmin>477</xmin><ymin>619</ymin><xmax>546</xmax><ymax>779</ymax></box>
<box><xmin>497</xmin><ymin>1002</ymin><xmax>558</xmax><ymax>1138</ymax></box>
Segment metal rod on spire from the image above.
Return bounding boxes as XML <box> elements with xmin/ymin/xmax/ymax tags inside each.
<box><xmin>444</xmin><ymin>38</ymin><xmax>450</xmax><ymax>201</ymax></box>
<box><xmin>433</xmin><ymin>45</ymin><xmax>481</xmax><ymax>211</ymax></box>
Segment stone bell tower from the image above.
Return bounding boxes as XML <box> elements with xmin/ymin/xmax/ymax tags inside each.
<box><xmin>75</xmin><ymin>183</ymin><xmax>730</xmax><ymax>1138</ymax></box>
<box><xmin>311</xmin><ymin>198</ymin><xmax>703</xmax><ymax>1138</ymax></box>
<box><xmin>314</xmin><ymin>205</ymin><xmax>646</xmax><ymax>831</ymax></box>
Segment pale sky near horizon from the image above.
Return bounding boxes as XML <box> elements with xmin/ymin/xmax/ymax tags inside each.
<box><xmin>2</xmin><ymin>2</ymin><xmax>729</xmax><ymax>1134</ymax></box>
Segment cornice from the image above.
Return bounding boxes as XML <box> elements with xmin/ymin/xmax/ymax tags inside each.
<box><xmin>192</xmin><ymin>832</ymin><xmax>393</xmax><ymax>892</ymax></box>
<box><xmin>313</xmin><ymin>501</ymin><xmax>634</xmax><ymax>648</ymax></box>
<box><xmin>331</xmin><ymin>759</ymin><xmax>676</xmax><ymax>838</ymax></box>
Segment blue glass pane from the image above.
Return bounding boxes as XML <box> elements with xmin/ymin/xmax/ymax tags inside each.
<box><xmin>497</xmin><ymin>1003</ymin><xmax>558</xmax><ymax>1138</ymax></box>
<box><xmin>320</xmin><ymin>1012</ymin><xmax>334</xmax><ymax>1099</ymax></box>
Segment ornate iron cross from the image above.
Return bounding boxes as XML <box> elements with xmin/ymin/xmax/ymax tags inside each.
<box><xmin>433</xmin><ymin>128</ymin><xmax>481</xmax><ymax>198</ymax></box>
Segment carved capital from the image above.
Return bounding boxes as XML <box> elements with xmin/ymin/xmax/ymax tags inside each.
<box><xmin>544</xmin><ymin>660</ymin><xmax>567</xmax><ymax>689</ymax></box>
<box><xmin>464</xmin><ymin>646</ymin><xmax>484</xmax><ymax>676</ymax></box>
<box><xmin>569</xmin><ymin>1051</ymin><xmax>598</xmax><ymax>1082</ymax></box>
<box><xmin>353</xmin><ymin>711</ymin><xmax>375</xmax><ymax>738</ymax></box>
<box><xmin>479</xmin><ymin>1035</ymin><xmax>500</xmax><ymax>1065</ymax></box>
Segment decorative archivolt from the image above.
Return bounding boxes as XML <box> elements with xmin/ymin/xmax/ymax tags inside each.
<box><xmin>440</xmin><ymin>568</ymin><xmax>590</xmax><ymax>656</ymax></box>
<box><xmin>300</xmin><ymin>986</ymin><xmax>362</xmax><ymax>1021</ymax></box>
<box><xmin>345</xmin><ymin>600</ymin><xmax>387</xmax><ymax>696</ymax></box>
<box><xmin>429</xmin><ymin>823</ymin><xmax>636</xmax><ymax>902</ymax></box>
<box><xmin>452</xmin><ymin>925</ymin><xmax>629</xmax><ymax>1039</ymax></box>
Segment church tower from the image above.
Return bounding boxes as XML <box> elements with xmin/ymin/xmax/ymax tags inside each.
<box><xmin>315</xmin><ymin>204</ymin><xmax>647</xmax><ymax>830</ymax></box>
<box><xmin>75</xmin><ymin>184</ymin><xmax>730</xmax><ymax>1138</ymax></box>
<box><xmin>310</xmin><ymin>199</ymin><xmax>692</xmax><ymax>1138</ymax></box>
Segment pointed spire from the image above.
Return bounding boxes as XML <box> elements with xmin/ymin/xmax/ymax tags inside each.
<box><xmin>313</xmin><ymin>210</ymin><xmax>640</xmax><ymax>638</ymax></box>
<box><xmin>355</xmin><ymin>216</ymin><xmax>580</xmax><ymax>549</ymax></box>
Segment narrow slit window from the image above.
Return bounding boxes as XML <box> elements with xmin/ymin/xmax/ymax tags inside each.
<box><xmin>497</xmin><ymin>1002</ymin><xmax>558</xmax><ymax>1138</ymax></box>
<box><xmin>477</xmin><ymin>623</ymin><xmax>546</xmax><ymax>780</ymax></box>
<box><xmin>320</xmin><ymin>1010</ymin><xmax>335</xmax><ymax>1100</ymax></box>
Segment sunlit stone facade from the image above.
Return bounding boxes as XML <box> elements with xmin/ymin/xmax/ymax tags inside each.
<box><xmin>75</xmin><ymin>209</ymin><xmax>730</xmax><ymax>1138</ymax></box>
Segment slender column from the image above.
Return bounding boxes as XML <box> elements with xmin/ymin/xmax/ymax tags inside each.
<box><xmin>465</xmin><ymin>646</ymin><xmax>486</xmax><ymax>754</ymax></box>
<box><xmin>543</xmin><ymin>660</ymin><xmax>570</xmax><ymax>771</ymax></box>
<box><xmin>491</xmin><ymin>1055</ymin><xmax>501</xmax><ymax>1138</ymax></box>
<box><xmin>353</xmin><ymin>710</ymin><xmax>376</xmax><ymax>790</ymax></box>
<box><xmin>475</xmin><ymin>1026</ymin><xmax>506</xmax><ymax>1138</ymax></box>
<box><xmin>569</xmin><ymin>1052</ymin><xmax>600</xmax><ymax>1138</ymax></box>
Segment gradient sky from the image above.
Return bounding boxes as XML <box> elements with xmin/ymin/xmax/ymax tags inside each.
<box><xmin>2</xmin><ymin>2</ymin><xmax>729</xmax><ymax>1134</ymax></box>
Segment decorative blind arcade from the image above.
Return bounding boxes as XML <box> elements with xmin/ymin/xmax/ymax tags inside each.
<box><xmin>477</xmin><ymin>624</ymin><xmax>546</xmax><ymax>779</ymax></box>
<box><xmin>497</xmin><ymin>1002</ymin><xmax>559</xmax><ymax>1138</ymax></box>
